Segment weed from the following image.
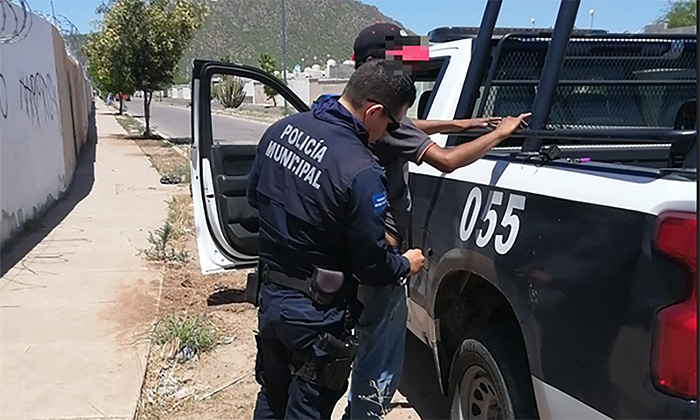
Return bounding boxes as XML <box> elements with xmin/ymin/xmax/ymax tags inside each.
<box><xmin>142</xmin><ymin>221</ymin><xmax>189</xmax><ymax>266</ymax></box>
<box><xmin>165</xmin><ymin>195</ymin><xmax>191</xmax><ymax>239</ymax></box>
<box><xmin>170</xmin><ymin>160</ymin><xmax>190</xmax><ymax>182</ymax></box>
<box><xmin>115</xmin><ymin>114</ymin><xmax>144</xmax><ymax>136</ymax></box>
<box><xmin>153</xmin><ymin>312</ymin><xmax>219</xmax><ymax>355</ymax></box>
<box><xmin>357</xmin><ymin>380</ymin><xmax>391</xmax><ymax>419</ymax></box>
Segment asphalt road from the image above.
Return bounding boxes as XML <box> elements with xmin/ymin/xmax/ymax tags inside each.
<box><xmin>133</xmin><ymin>101</ymin><xmax>270</xmax><ymax>144</ymax></box>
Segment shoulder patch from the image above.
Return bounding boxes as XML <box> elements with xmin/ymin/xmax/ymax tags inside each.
<box><xmin>372</xmin><ymin>192</ymin><xmax>387</xmax><ymax>214</ymax></box>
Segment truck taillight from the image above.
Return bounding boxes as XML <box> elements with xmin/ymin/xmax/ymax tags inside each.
<box><xmin>652</xmin><ymin>212</ymin><xmax>697</xmax><ymax>400</ymax></box>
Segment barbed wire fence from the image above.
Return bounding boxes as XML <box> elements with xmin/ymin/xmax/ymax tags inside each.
<box><xmin>0</xmin><ymin>0</ymin><xmax>32</xmax><ymax>44</ymax></box>
<box><xmin>1</xmin><ymin>0</ymin><xmax>88</xmax><ymax>72</ymax></box>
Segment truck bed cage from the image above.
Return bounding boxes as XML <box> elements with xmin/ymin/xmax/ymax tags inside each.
<box><xmin>452</xmin><ymin>0</ymin><xmax>697</xmax><ymax>156</ymax></box>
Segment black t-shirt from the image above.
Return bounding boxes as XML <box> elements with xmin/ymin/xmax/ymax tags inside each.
<box><xmin>370</xmin><ymin>116</ymin><xmax>433</xmax><ymax>247</ymax></box>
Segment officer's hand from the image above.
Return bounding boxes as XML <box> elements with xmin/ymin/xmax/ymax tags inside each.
<box><xmin>494</xmin><ymin>112</ymin><xmax>531</xmax><ymax>136</ymax></box>
<box><xmin>402</xmin><ymin>248</ymin><xmax>425</xmax><ymax>276</ymax></box>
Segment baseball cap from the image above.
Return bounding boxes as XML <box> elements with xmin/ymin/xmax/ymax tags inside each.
<box><xmin>352</xmin><ymin>23</ymin><xmax>429</xmax><ymax>64</ymax></box>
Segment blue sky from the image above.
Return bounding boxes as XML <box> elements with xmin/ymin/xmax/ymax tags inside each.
<box><xmin>29</xmin><ymin>0</ymin><xmax>673</xmax><ymax>34</ymax></box>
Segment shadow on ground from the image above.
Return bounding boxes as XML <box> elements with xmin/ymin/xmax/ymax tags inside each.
<box><xmin>398</xmin><ymin>332</ymin><xmax>450</xmax><ymax>419</ymax></box>
<box><xmin>167</xmin><ymin>137</ymin><xmax>192</xmax><ymax>145</ymax></box>
<box><xmin>1</xmin><ymin>104</ymin><xmax>98</xmax><ymax>276</ymax></box>
<box><xmin>112</xmin><ymin>133</ymin><xmax>164</xmax><ymax>141</ymax></box>
<box><xmin>207</xmin><ymin>288</ymin><xmax>247</xmax><ymax>306</ymax></box>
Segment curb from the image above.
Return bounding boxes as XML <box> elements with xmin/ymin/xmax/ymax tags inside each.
<box><xmin>162</xmin><ymin>101</ymin><xmax>278</xmax><ymax>125</ymax></box>
<box><xmin>121</xmin><ymin>108</ymin><xmax>190</xmax><ymax>160</ymax></box>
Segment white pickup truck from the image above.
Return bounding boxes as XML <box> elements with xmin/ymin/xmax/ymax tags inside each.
<box><xmin>189</xmin><ymin>7</ymin><xmax>697</xmax><ymax>420</ymax></box>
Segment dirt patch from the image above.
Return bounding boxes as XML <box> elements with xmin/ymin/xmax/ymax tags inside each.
<box><xmin>132</xmin><ymin>140</ymin><xmax>189</xmax><ymax>185</ymax></box>
<box><xmin>115</xmin><ymin>113</ymin><xmax>146</xmax><ymax>137</ymax></box>
<box><xmin>101</xmin><ymin>278</ymin><xmax>160</xmax><ymax>346</ymax></box>
<box><xmin>130</xmin><ymin>179</ymin><xmax>259</xmax><ymax>420</ymax></box>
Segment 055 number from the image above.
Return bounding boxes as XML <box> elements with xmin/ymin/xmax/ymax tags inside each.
<box><xmin>459</xmin><ymin>186</ymin><xmax>526</xmax><ymax>255</ymax></box>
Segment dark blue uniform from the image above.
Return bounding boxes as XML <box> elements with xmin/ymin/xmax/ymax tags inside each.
<box><xmin>247</xmin><ymin>95</ymin><xmax>409</xmax><ymax>419</ymax></box>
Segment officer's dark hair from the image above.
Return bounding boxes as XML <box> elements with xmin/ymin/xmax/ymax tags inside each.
<box><xmin>343</xmin><ymin>60</ymin><xmax>416</xmax><ymax>117</ymax></box>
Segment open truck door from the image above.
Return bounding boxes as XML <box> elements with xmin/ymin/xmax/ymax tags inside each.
<box><xmin>190</xmin><ymin>60</ymin><xmax>310</xmax><ymax>274</ymax></box>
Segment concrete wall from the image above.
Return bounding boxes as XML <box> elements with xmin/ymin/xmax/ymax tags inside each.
<box><xmin>327</xmin><ymin>63</ymin><xmax>355</xmax><ymax>79</ymax></box>
<box><xmin>254</xmin><ymin>78</ymin><xmax>348</xmax><ymax>107</ymax></box>
<box><xmin>644</xmin><ymin>23</ymin><xmax>697</xmax><ymax>34</ymax></box>
<box><xmin>287</xmin><ymin>79</ymin><xmax>309</xmax><ymax>104</ymax></box>
<box><xmin>252</xmin><ymin>82</ymin><xmax>284</xmax><ymax>106</ymax></box>
<box><xmin>308</xmin><ymin>79</ymin><xmax>348</xmax><ymax>104</ymax></box>
<box><xmin>0</xmin><ymin>6</ymin><xmax>93</xmax><ymax>245</ymax></box>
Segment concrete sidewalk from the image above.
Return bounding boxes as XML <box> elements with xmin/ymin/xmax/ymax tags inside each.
<box><xmin>1</xmin><ymin>103</ymin><xmax>170</xmax><ymax>419</ymax></box>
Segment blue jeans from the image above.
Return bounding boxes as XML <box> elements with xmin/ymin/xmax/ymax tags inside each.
<box><xmin>343</xmin><ymin>281</ymin><xmax>408</xmax><ymax>419</ymax></box>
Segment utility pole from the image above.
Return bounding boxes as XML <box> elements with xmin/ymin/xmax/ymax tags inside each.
<box><xmin>281</xmin><ymin>0</ymin><xmax>288</xmax><ymax>111</ymax></box>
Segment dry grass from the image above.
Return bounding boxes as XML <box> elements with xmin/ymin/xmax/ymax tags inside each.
<box><xmin>136</xmin><ymin>140</ymin><xmax>190</xmax><ymax>184</ymax></box>
<box><xmin>115</xmin><ymin>114</ymin><xmax>144</xmax><ymax>136</ymax></box>
<box><xmin>133</xmin><ymin>182</ymin><xmax>257</xmax><ymax>419</ymax></box>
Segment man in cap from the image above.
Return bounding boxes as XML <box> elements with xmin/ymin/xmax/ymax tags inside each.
<box><xmin>342</xmin><ymin>22</ymin><xmax>530</xmax><ymax>419</ymax></box>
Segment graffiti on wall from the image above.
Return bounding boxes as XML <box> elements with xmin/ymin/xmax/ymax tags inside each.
<box><xmin>0</xmin><ymin>73</ymin><xmax>7</xmax><ymax>119</ymax></box>
<box><xmin>18</xmin><ymin>72</ymin><xmax>58</xmax><ymax>125</ymax></box>
<box><xmin>0</xmin><ymin>71</ymin><xmax>58</xmax><ymax>124</ymax></box>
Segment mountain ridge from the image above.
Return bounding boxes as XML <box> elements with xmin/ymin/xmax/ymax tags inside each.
<box><xmin>177</xmin><ymin>0</ymin><xmax>411</xmax><ymax>79</ymax></box>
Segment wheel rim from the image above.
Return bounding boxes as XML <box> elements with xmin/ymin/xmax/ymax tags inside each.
<box><xmin>451</xmin><ymin>365</ymin><xmax>504</xmax><ymax>420</ymax></box>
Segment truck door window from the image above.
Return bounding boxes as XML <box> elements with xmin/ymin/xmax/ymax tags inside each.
<box><xmin>406</xmin><ymin>57</ymin><xmax>449</xmax><ymax>120</ymax></box>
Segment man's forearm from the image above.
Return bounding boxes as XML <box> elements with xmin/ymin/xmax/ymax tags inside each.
<box><xmin>423</xmin><ymin>130</ymin><xmax>507</xmax><ymax>173</ymax></box>
<box><xmin>412</xmin><ymin>119</ymin><xmax>468</xmax><ymax>135</ymax></box>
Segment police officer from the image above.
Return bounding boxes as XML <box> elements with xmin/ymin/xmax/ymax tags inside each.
<box><xmin>248</xmin><ymin>59</ymin><xmax>426</xmax><ymax>420</ymax></box>
<box><xmin>343</xmin><ymin>23</ymin><xmax>531</xmax><ymax>420</ymax></box>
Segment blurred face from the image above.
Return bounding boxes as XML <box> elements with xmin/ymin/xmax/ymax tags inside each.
<box><xmin>361</xmin><ymin>100</ymin><xmax>407</xmax><ymax>143</ymax></box>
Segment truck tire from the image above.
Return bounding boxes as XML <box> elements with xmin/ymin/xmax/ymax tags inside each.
<box><xmin>448</xmin><ymin>325</ymin><xmax>538</xmax><ymax>420</ymax></box>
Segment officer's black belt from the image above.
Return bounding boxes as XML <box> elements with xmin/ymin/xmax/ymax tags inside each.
<box><xmin>261</xmin><ymin>266</ymin><xmax>310</xmax><ymax>295</ymax></box>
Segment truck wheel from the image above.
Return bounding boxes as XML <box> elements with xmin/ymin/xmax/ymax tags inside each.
<box><xmin>448</xmin><ymin>325</ymin><xmax>537</xmax><ymax>420</ymax></box>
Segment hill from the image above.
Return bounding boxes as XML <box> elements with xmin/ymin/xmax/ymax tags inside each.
<box><xmin>176</xmin><ymin>0</ymin><xmax>409</xmax><ymax>80</ymax></box>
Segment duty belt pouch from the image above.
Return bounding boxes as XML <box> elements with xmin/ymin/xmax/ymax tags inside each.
<box><xmin>316</xmin><ymin>332</ymin><xmax>358</xmax><ymax>392</ymax></box>
<box><xmin>310</xmin><ymin>268</ymin><xmax>344</xmax><ymax>306</ymax></box>
<box><xmin>245</xmin><ymin>266</ymin><xmax>262</xmax><ymax>306</ymax></box>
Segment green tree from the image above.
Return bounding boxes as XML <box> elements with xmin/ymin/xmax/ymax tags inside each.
<box><xmin>84</xmin><ymin>3</ymin><xmax>136</xmax><ymax>115</ymax></box>
<box><xmin>257</xmin><ymin>53</ymin><xmax>279</xmax><ymax>107</ymax></box>
<box><xmin>657</xmin><ymin>0</ymin><xmax>697</xmax><ymax>28</ymax></box>
<box><xmin>85</xmin><ymin>0</ymin><xmax>207</xmax><ymax>135</ymax></box>
<box><xmin>132</xmin><ymin>0</ymin><xmax>208</xmax><ymax>135</ymax></box>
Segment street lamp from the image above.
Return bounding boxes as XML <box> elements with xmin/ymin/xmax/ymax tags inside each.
<box><xmin>589</xmin><ymin>9</ymin><xmax>595</xmax><ymax>30</ymax></box>
<box><xmin>191</xmin><ymin>0</ymin><xmax>218</xmax><ymax>80</ymax></box>
<box><xmin>281</xmin><ymin>0</ymin><xmax>287</xmax><ymax>84</ymax></box>
<box><xmin>531</xmin><ymin>17</ymin><xmax>535</xmax><ymax>28</ymax></box>
<box><xmin>281</xmin><ymin>0</ymin><xmax>287</xmax><ymax>110</ymax></box>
